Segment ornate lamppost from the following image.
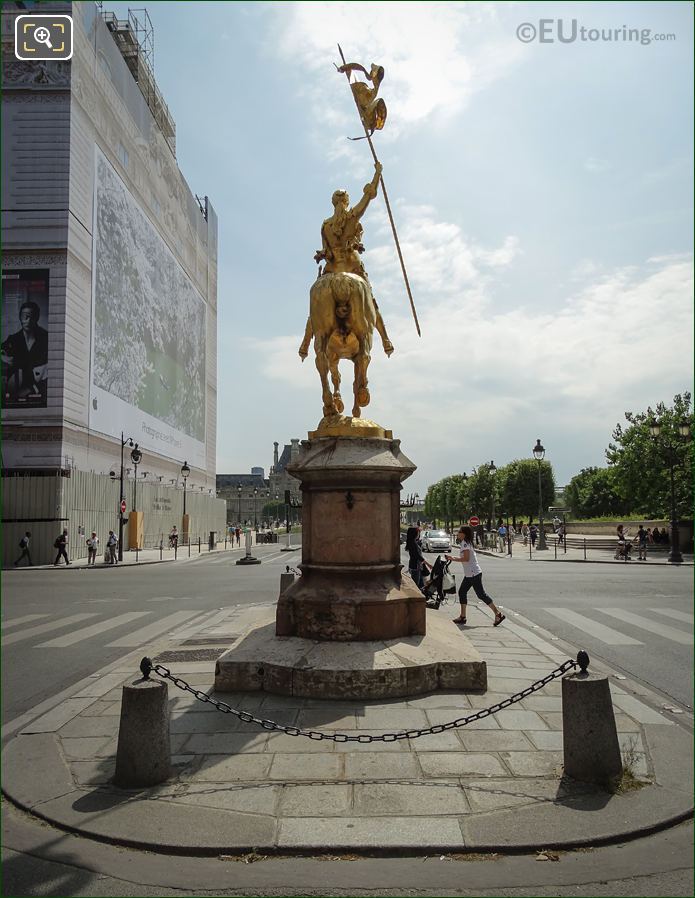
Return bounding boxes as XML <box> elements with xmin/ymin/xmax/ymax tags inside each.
<box><xmin>648</xmin><ymin>418</ymin><xmax>692</xmax><ymax>563</ymax></box>
<box><xmin>533</xmin><ymin>438</ymin><xmax>548</xmax><ymax>550</ymax></box>
<box><xmin>236</xmin><ymin>482</ymin><xmax>242</xmax><ymax>525</ymax></box>
<box><xmin>253</xmin><ymin>486</ymin><xmax>258</xmax><ymax>530</ymax></box>
<box><xmin>117</xmin><ymin>432</ymin><xmax>139</xmax><ymax>561</ymax></box>
<box><xmin>488</xmin><ymin>460</ymin><xmax>497</xmax><ymax>533</ymax></box>
<box><xmin>181</xmin><ymin>460</ymin><xmax>190</xmax><ymax>544</ymax></box>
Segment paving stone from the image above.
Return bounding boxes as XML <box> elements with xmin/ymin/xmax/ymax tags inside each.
<box><xmin>353</xmin><ymin>782</ymin><xmax>469</xmax><ymax>816</ymax></box>
<box><xmin>500</xmin><ymin>751</ymin><xmax>563</xmax><ymax>776</ymax></box>
<box><xmin>518</xmin><ymin>695</ymin><xmax>563</xmax><ymax>712</ymax></box>
<box><xmin>526</xmin><ymin>730</ymin><xmax>564</xmax><ymax>751</ymax></box>
<box><xmin>466</xmin><ymin>692</ymin><xmax>510</xmax><ymax>709</ymax></box>
<box><xmin>295</xmin><ymin>710</ymin><xmax>358</xmax><ymax>729</ymax></box>
<box><xmin>407</xmin><ymin>730</ymin><xmax>463</xmax><ymax>751</ymax></box>
<box><xmin>194</xmin><ymin>754</ymin><xmax>273</xmax><ymax>782</ymax></box>
<box><xmin>181</xmin><ymin>733</ymin><xmax>269</xmax><ymax>755</ymax></box>
<box><xmin>169</xmin><ymin>712</ymin><xmax>250</xmax><ymax>734</ymax></box>
<box><xmin>279</xmin><ymin>783</ymin><xmax>351</xmax><ymax>816</ymax></box>
<box><xmin>168</xmin><ymin>782</ymin><xmax>280</xmax><ymax>815</ymax></box>
<box><xmin>269</xmin><ymin>753</ymin><xmax>342</xmax><ymax>781</ymax></box>
<box><xmin>80</xmin><ymin>702</ymin><xmax>115</xmax><ymax>717</ymax></box>
<box><xmin>611</xmin><ymin>694</ymin><xmax>673</xmax><ymax>725</ymax></box>
<box><xmin>487</xmin><ymin>667</ymin><xmax>554</xmax><ymax>680</ymax></box>
<box><xmin>486</xmin><ymin>677</ymin><xmax>544</xmax><ymax>694</ymax></box>
<box><xmin>418</xmin><ymin>752</ymin><xmax>506</xmax><ymax>778</ymax></box>
<box><xmin>265</xmin><ymin>734</ymin><xmax>336</xmax><ymax>753</ymax></box>
<box><xmin>344</xmin><ymin>752</ymin><xmax>420</xmax><ymax>781</ymax></box>
<box><xmin>460</xmin><ymin>731</ymin><xmax>534</xmax><ymax>752</ymax></box>
<box><xmin>278</xmin><ymin>815</ymin><xmax>465</xmax><ymax>849</ymax></box>
<box><xmin>426</xmin><ymin>710</ymin><xmax>500</xmax><ymax>729</ymax></box>
<box><xmin>464</xmin><ymin>778</ymin><xmax>560</xmax><ymax>811</ymax></box>
<box><xmin>70</xmin><ymin>759</ymin><xmax>116</xmax><ymax>785</ymax></box>
<box><xmin>613</xmin><ymin>713</ymin><xmax>641</xmax><ymax>732</ymax></box>
<box><xmin>537</xmin><ymin>712</ymin><xmax>563</xmax><ymax>730</ymax></box>
<box><xmin>497</xmin><ymin>710</ymin><xmax>549</xmax><ymax>731</ymax></box>
<box><xmin>404</xmin><ymin>693</ymin><xmax>472</xmax><ymax>710</ymax></box>
<box><xmin>354</xmin><ymin>709</ymin><xmax>429</xmax><ymax>731</ymax></box>
<box><xmin>60</xmin><ymin>736</ymin><xmax>114</xmax><ymax>759</ymax></box>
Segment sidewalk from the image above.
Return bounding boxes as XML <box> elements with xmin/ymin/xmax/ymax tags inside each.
<box><xmin>478</xmin><ymin>540</ymin><xmax>694</xmax><ymax>566</ymax></box>
<box><xmin>7</xmin><ymin>538</ymin><xmax>300</xmax><ymax>571</ymax></box>
<box><xmin>2</xmin><ymin>602</ymin><xmax>692</xmax><ymax>855</ymax></box>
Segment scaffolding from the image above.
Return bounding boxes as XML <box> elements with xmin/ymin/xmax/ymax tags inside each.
<box><xmin>101</xmin><ymin>7</ymin><xmax>176</xmax><ymax>155</ymax></box>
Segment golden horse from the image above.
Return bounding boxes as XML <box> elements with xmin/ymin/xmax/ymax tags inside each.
<box><xmin>299</xmin><ymin>272</ymin><xmax>384</xmax><ymax>419</ymax></box>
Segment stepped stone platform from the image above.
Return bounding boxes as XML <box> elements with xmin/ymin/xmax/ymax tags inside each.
<box><xmin>214</xmin><ymin>606</ymin><xmax>487</xmax><ymax>700</ymax></box>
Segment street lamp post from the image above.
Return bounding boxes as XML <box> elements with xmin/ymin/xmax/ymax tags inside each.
<box><xmin>488</xmin><ymin>461</ymin><xmax>497</xmax><ymax>546</ymax></box>
<box><xmin>649</xmin><ymin>418</ymin><xmax>692</xmax><ymax>564</ymax></box>
<box><xmin>253</xmin><ymin>486</ymin><xmax>258</xmax><ymax>530</ymax></box>
<box><xmin>117</xmin><ymin>433</ymin><xmax>139</xmax><ymax>561</ymax></box>
<box><xmin>237</xmin><ymin>482</ymin><xmax>242</xmax><ymax>526</ymax></box>
<box><xmin>181</xmin><ymin>461</ymin><xmax>190</xmax><ymax>544</ymax></box>
<box><xmin>533</xmin><ymin>439</ymin><xmax>548</xmax><ymax>550</ymax></box>
<box><xmin>129</xmin><ymin>444</ymin><xmax>142</xmax><ymax>549</ymax></box>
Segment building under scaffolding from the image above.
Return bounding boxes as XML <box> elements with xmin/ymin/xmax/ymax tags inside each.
<box><xmin>102</xmin><ymin>8</ymin><xmax>176</xmax><ymax>156</ymax></box>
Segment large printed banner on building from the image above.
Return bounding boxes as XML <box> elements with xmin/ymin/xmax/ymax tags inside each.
<box><xmin>90</xmin><ymin>148</ymin><xmax>206</xmax><ymax>467</ymax></box>
<box><xmin>1</xmin><ymin>268</ymin><xmax>49</xmax><ymax>409</ymax></box>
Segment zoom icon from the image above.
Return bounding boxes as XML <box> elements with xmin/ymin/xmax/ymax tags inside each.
<box><xmin>15</xmin><ymin>14</ymin><xmax>73</xmax><ymax>61</ymax></box>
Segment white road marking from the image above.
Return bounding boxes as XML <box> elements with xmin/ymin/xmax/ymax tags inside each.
<box><xmin>1</xmin><ymin>614</ymin><xmax>48</xmax><ymax>630</ymax></box>
<box><xmin>544</xmin><ymin>608</ymin><xmax>643</xmax><ymax>646</ymax></box>
<box><xmin>105</xmin><ymin>610</ymin><xmax>199</xmax><ymax>647</ymax></box>
<box><xmin>36</xmin><ymin>612</ymin><xmax>151</xmax><ymax>648</ymax></box>
<box><xmin>1</xmin><ymin>614</ymin><xmax>98</xmax><ymax>647</ymax></box>
<box><xmin>649</xmin><ymin>608</ymin><xmax>694</xmax><ymax>625</ymax></box>
<box><xmin>599</xmin><ymin>608</ymin><xmax>694</xmax><ymax>645</ymax></box>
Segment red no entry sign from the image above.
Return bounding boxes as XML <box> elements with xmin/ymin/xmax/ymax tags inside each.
<box><xmin>120</xmin><ymin>499</ymin><xmax>127</xmax><ymax>514</ymax></box>
<box><xmin>469</xmin><ymin>515</ymin><xmax>480</xmax><ymax>527</ymax></box>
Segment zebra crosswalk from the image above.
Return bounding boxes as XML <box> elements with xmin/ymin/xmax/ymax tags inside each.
<box><xmin>2</xmin><ymin>602</ymin><xmax>692</xmax><ymax>654</ymax></box>
<box><xmin>0</xmin><ymin>607</ymin><xmax>226</xmax><ymax>652</ymax></box>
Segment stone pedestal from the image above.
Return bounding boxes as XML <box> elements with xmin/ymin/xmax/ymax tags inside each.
<box><xmin>275</xmin><ymin>434</ymin><xmax>425</xmax><ymax>641</ymax></box>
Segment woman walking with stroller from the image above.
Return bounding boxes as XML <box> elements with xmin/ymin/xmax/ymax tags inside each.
<box><xmin>446</xmin><ymin>525</ymin><xmax>505</xmax><ymax>627</ymax></box>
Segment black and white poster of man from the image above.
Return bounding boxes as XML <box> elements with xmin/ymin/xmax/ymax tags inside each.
<box><xmin>1</xmin><ymin>269</ymin><xmax>49</xmax><ymax>408</ymax></box>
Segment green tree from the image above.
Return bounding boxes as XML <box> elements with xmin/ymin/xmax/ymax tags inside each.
<box><xmin>606</xmin><ymin>392</ymin><xmax>693</xmax><ymax>518</ymax></box>
<box><xmin>565</xmin><ymin>467</ymin><xmax>630</xmax><ymax>518</ymax></box>
<box><xmin>498</xmin><ymin>459</ymin><xmax>555</xmax><ymax>521</ymax></box>
<box><xmin>467</xmin><ymin>463</ymin><xmax>499</xmax><ymax>526</ymax></box>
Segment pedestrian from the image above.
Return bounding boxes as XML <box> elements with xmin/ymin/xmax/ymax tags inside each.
<box><xmin>615</xmin><ymin>524</ymin><xmax>631</xmax><ymax>560</ymax></box>
<box><xmin>53</xmin><ymin>529</ymin><xmax>70</xmax><ymax>565</ymax></box>
<box><xmin>445</xmin><ymin>525</ymin><xmax>505</xmax><ymax>627</ymax></box>
<box><xmin>521</xmin><ymin>522</ymin><xmax>529</xmax><ymax>546</ymax></box>
<box><xmin>529</xmin><ymin>524</ymin><xmax>538</xmax><ymax>547</ymax></box>
<box><xmin>14</xmin><ymin>531</ymin><xmax>32</xmax><ymax>566</ymax></box>
<box><xmin>557</xmin><ymin>522</ymin><xmax>566</xmax><ymax>545</ymax></box>
<box><xmin>497</xmin><ymin>523</ymin><xmax>507</xmax><ymax>552</ymax></box>
<box><xmin>659</xmin><ymin>527</ymin><xmax>668</xmax><ymax>544</ymax></box>
<box><xmin>636</xmin><ymin>525</ymin><xmax>648</xmax><ymax>561</ymax></box>
<box><xmin>235</xmin><ymin>526</ymin><xmax>241</xmax><ymax>546</ymax></box>
<box><xmin>106</xmin><ymin>530</ymin><xmax>118</xmax><ymax>564</ymax></box>
<box><xmin>646</xmin><ymin>527</ymin><xmax>654</xmax><ymax>544</ymax></box>
<box><xmin>169</xmin><ymin>525</ymin><xmax>179</xmax><ymax>549</ymax></box>
<box><xmin>86</xmin><ymin>531</ymin><xmax>99</xmax><ymax>565</ymax></box>
<box><xmin>405</xmin><ymin>525</ymin><xmax>431</xmax><ymax>590</ymax></box>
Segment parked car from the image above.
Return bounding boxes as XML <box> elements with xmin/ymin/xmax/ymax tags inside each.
<box><xmin>421</xmin><ymin>529</ymin><xmax>451</xmax><ymax>552</ymax></box>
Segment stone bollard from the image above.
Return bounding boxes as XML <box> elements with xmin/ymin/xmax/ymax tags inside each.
<box><xmin>280</xmin><ymin>571</ymin><xmax>295</xmax><ymax>596</ymax></box>
<box><xmin>562</xmin><ymin>671</ymin><xmax>622</xmax><ymax>785</ymax></box>
<box><xmin>114</xmin><ymin>677</ymin><xmax>170</xmax><ymax>788</ymax></box>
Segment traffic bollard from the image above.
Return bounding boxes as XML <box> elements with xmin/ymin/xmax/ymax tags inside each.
<box><xmin>583</xmin><ymin>538</ymin><xmax>587</xmax><ymax>561</ymax></box>
<box><xmin>562</xmin><ymin>668</ymin><xmax>622</xmax><ymax>786</ymax></box>
<box><xmin>114</xmin><ymin>675</ymin><xmax>170</xmax><ymax>788</ymax></box>
<box><xmin>198</xmin><ymin>536</ymin><xmax>201</xmax><ymax>553</ymax></box>
<box><xmin>159</xmin><ymin>542</ymin><xmax>163</xmax><ymax>561</ymax></box>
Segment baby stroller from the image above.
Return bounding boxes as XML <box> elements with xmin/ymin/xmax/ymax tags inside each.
<box><xmin>614</xmin><ymin>538</ymin><xmax>632</xmax><ymax>561</ymax></box>
<box><xmin>423</xmin><ymin>555</ymin><xmax>457</xmax><ymax>609</ymax></box>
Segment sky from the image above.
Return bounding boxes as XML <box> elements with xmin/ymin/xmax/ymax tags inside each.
<box><xmin>107</xmin><ymin>0</ymin><xmax>693</xmax><ymax>493</ymax></box>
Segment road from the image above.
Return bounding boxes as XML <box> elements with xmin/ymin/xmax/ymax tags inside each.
<box><xmin>2</xmin><ymin>547</ymin><xmax>693</xmax><ymax>896</ymax></box>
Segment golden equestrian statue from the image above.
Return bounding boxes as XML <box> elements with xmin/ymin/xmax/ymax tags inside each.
<box><xmin>298</xmin><ymin>56</ymin><xmax>420</xmax><ymax>432</ymax></box>
<box><xmin>299</xmin><ymin>160</ymin><xmax>394</xmax><ymax>420</ymax></box>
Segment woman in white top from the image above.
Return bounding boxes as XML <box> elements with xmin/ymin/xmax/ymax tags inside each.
<box><xmin>445</xmin><ymin>525</ymin><xmax>505</xmax><ymax>627</ymax></box>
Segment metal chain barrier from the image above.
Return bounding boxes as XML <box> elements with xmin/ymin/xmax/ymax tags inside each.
<box><xmin>139</xmin><ymin>651</ymin><xmax>589</xmax><ymax>743</ymax></box>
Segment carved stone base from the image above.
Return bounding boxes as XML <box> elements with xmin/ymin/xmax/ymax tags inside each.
<box><xmin>215</xmin><ymin>608</ymin><xmax>487</xmax><ymax>699</ymax></box>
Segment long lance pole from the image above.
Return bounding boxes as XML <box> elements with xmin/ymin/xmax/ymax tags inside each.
<box><xmin>337</xmin><ymin>44</ymin><xmax>421</xmax><ymax>337</ymax></box>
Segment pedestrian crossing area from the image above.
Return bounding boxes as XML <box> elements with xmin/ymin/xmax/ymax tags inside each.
<box><xmin>0</xmin><ymin>605</ymin><xmax>269</xmax><ymax>653</ymax></box>
<box><xmin>542</xmin><ymin>606</ymin><xmax>694</xmax><ymax>646</ymax></box>
<box><xmin>2</xmin><ymin>603</ymin><xmax>692</xmax><ymax>653</ymax></box>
